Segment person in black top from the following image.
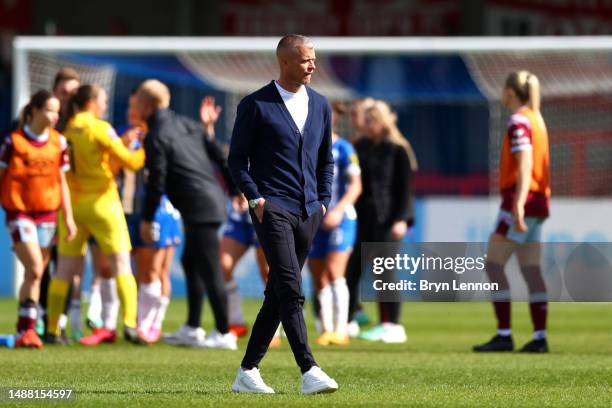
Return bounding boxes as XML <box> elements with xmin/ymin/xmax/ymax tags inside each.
<box><xmin>346</xmin><ymin>100</ymin><xmax>418</xmax><ymax>344</ymax></box>
<box><xmin>135</xmin><ymin>79</ymin><xmax>240</xmax><ymax>350</ymax></box>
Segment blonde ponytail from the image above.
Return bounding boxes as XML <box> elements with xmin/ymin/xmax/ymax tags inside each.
<box><xmin>505</xmin><ymin>70</ymin><xmax>546</xmax><ymax>129</ymax></box>
<box><xmin>526</xmin><ymin>73</ymin><xmax>541</xmax><ymax>112</ymax></box>
<box><xmin>505</xmin><ymin>70</ymin><xmax>542</xmax><ymax>112</ymax></box>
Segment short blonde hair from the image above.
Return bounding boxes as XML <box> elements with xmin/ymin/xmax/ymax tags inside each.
<box><xmin>137</xmin><ymin>79</ymin><xmax>170</xmax><ymax>108</ymax></box>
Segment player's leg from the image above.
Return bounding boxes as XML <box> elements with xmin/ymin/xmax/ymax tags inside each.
<box><xmin>85</xmin><ymin>243</ymin><xmax>104</xmax><ymax>330</ymax></box>
<box><xmin>152</xmin><ymin>207</ymin><xmax>181</xmax><ymax>340</ymax></box>
<box><xmin>13</xmin><ymin>229</ymin><xmax>48</xmax><ymax>349</ymax></box>
<box><xmin>473</xmin><ymin>217</ymin><xmax>520</xmax><ymax>352</ymax></box>
<box><xmin>149</xmin><ymin>246</ymin><xmax>174</xmax><ymax>341</ymax></box>
<box><xmin>160</xmin><ymin>246</ymin><xmax>173</xmax><ymax>298</ymax></box>
<box><xmin>517</xmin><ymin>224</ymin><xmax>548</xmax><ymax>352</ymax></box>
<box><xmin>308</xmin><ymin>227</ymin><xmax>333</xmax><ymax>345</ymax></box>
<box><xmin>91</xmin><ymin>192</ymin><xmax>142</xmax><ymax>343</ymax></box>
<box><xmin>219</xmin><ymin>234</ymin><xmax>249</xmax><ymax>337</ymax></box>
<box><xmin>255</xmin><ymin>246</ymin><xmax>270</xmax><ymax>283</ymax></box>
<box><xmin>326</xmin><ymin>251</ymin><xmax>351</xmax><ymax>345</ymax></box>
<box><xmin>81</xmin><ymin>253</ymin><xmax>120</xmax><ymax>346</ymax></box>
<box><xmin>67</xmin><ymin>271</ymin><xmax>83</xmax><ymax>341</ymax></box>
<box><xmin>79</xmin><ymin>246</ymin><xmax>118</xmax><ymax>346</ymax></box>
<box><xmin>46</xmin><ymin>209</ymin><xmax>88</xmax><ymax>344</ymax></box>
<box><xmin>327</xmin><ymin>217</ymin><xmax>356</xmax><ymax>345</ymax></box>
<box><xmin>46</xmin><ymin>254</ymin><xmax>83</xmax><ymax>343</ymax></box>
<box><xmin>346</xmin><ymin>219</ymin><xmax>371</xmax><ymax>337</ymax></box>
<box><xmin>135</xmin><ymin>246</ymin><xmax>164</xmax><ymax>339</ymax></box>
<box><xmin>310</xmin><ymin>257</ymin><xmax>333</xmax><ymax>345</ymax></box>
<box><xmin>101</xmin><ymin>250</ymin><xmax>141</xmax><ymax>343</ymax></box>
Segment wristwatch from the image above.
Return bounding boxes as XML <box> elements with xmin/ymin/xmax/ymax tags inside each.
<box><xmin>249</xmin><ymin>198</ymin><xmax>263</xmax><ymax>209</ymax></box>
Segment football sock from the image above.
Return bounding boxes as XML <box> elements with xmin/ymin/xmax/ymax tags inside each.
<box><xmin>87</xmin><ymin>282</ymin><xmax>102</xmax><ymax>324</ymax></box>
<box><xmin>318</xmin><ymin>284</ymin><xmax>333</xmax><ymax>333</ymax></box>
<box><xmin>100</xmin><ymin>277</ymin><xmax>119</xmax><ymax>331</ymax></box>
<box><xmin>138</xmin><ymin>280</ymin><xmax>161</xmax><ymax>331</ymax></box>
<box><xmin>17</xmin><ymin>299</ymin><xmax>37</xmax><ymax>333</ymax></box>
<box><xmin>47</xmin><ymin>279</ymin><xmax>70</xmax><ymax>336</ymax></box>
<box><xmin>331</xmin><ymin>277</ymin><xmax>349</xmax><ymax>335</ymax></box>
<box><xmin>116</xmin><ymin>273</ymin><xmax>138</xmax><ymax>329</ymax></box>
<box><xmin>226</xmin><ymin>279</ymin><xmax>245</xmax><ymax>325</ymax></box>
<box><xmin>152</xmin><ymin>296</ymin><xmax>170</xmax><ymax>331</ymax></box>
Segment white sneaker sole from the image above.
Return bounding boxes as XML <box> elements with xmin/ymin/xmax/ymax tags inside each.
<box><xmin>301</xmin><ymin>382</ymin><xmax>339</xmax><ymax>395</ymax></box>
<box><xmin>162</xmin><ymin>336</ymin><xmax>206</xmax><ymax>347</ymax></box>
<box><xmin>203</xmin><ymin>341</ymin><xmax>238</xmax><ymax>350</ymax></box>
<box><xmin>231</xmin><ymin>379</ymin><xmax>274</xmax><ymax>394</ymax></box>
<box><xmin>381</xmin><ymin>335</ymin><xmax>408</xmax><ymax>344</ymax></box>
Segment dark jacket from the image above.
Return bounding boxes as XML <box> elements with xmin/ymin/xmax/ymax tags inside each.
<box><xmin>143</xmin><ymin>108</ymin><xmax>238</xmax><ymax>224</ymax></box>
<box><xmin>227</xmin><ymin>81</ymin><xmax>334</xmax><ymax>217</ymax></box>
<box><xmin>354</xmin><ymin>138</ymin><xmax>414</xmax><ymax>226</ymax></box>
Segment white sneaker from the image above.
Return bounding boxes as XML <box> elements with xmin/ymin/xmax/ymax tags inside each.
<box><xmin>301</xmin><ymin>366</ymin><xmax>338</xmax><ymax>395</ymax></box>
<box><xmin>203</xmin><ymin>330</ymin><xmax>238</xmax><ymax>350</ymax></box>
<box><xmin>232</xmin><ymin>367</ymin><xmax>275</xmax><ymax>394</ymax></box>
<box><xmin>162</xmin><ymin>325</ymin><xmax>206</xmax><ymax>347</ymax></box>
<box><xmin>380</xmin><ymin>323</ymin><xmax>407</xmax><ymax>344</ymax></box>
<box><xmin>347</xmin><ymin>320</ymin><xmax>360</xmax><ymax>338</ymax></box>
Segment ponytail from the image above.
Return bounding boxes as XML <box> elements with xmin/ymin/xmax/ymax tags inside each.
<box><xmin>505</xmin><ymin>70</ymin><xmax>542</xmax><ymax>112</ymax></box>
<box><xmin>18</xmin><ymin>89</ymin><xmax>55</xmax><ymax>129</ymax></box>
<box><xmin>506</xmin><ymin>70</ymin><xmax>546</xmax><ymax>130</ymax></box>
<box><xmin>526</xmin><ymin>73</ymin><xmax>541</xmax><ymax>112</ymax></box>
<box><xmin>66</xmin><ymin>84</ymin><xmax>102</xmax><ymax>121</ymax></box>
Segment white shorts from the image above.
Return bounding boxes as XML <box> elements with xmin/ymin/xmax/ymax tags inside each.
<box><xmin>8</xmin><ymin>218</ymin><xmax>57</xmax><ymax>248</ymax></box>
<box><xmin>494</xmin><ymin>210</ymin><xmax>544</xmax><ymax>244</ymax></box>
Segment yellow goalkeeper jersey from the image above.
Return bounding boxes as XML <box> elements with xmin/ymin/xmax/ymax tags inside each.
<box><xmin>63</xmin><ymin>111</ymin><xmax>145</xmax><ymax>194</ymax></box>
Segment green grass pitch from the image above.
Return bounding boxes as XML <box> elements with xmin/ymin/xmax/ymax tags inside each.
<box><xmin>0</xmin><ymin>298</ymin><xmax>610</xmax><ymax>407</ymax></box>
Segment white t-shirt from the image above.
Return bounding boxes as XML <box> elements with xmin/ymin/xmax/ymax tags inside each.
<box><xmin>274</xmin><ymin>81</ymin><xmax>309</xmax><ymax>134</ymax></box>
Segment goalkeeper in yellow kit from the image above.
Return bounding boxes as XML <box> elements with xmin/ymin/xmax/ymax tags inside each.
<box><xmin>44</xmin><ymin>84</ymin><xmax>145</xmax><ymax>344</ymax></box>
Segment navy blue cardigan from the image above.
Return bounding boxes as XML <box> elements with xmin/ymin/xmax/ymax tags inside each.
<box><xmin>228</xmin><ymin>81</ymin><xmax>334</xmax><ymax>217</ymax></box>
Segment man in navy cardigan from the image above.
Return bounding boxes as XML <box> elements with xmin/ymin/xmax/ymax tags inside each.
<box><xmin>228</xmin><ymin>35</ymin><xmax>338</xmax><ymax>395</ymax></box>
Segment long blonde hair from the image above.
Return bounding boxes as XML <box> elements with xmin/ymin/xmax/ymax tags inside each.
<box><xmin>366</xmin><ymin>100</ymin><xmax>418</xmax><ymax>171</ymax></box>
<box><xmin>505</xmin><ymin>70</ymin><xmax>542</xmax><ymax>111</ymax></box>
<box><xmin>505</xmin><ymin>70</ymin><xmax>545</xmax><ymax>128</ymax></box>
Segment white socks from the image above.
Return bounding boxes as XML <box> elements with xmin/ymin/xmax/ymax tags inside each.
<box><xmin>152</xmin><ymin>296</ymin><xmax>170</xmax><ymax>331</ymax></box>
<box><xmin>331</xmin><ymin>277</ymin><xmax>349</xmax><ymax>335</ymax></box>
<box><xmin>226</xmin><ymin>279</ymin><xmax>245</xmax><ymax>325</ymax></box>
<box><xmin>318</xmin><ymin>285</ymin><xmax>334</xmax><ymax>333</ymax></box>
<box><xmin>497</xmin><ymin>328</ymin><xmax>512</xmax><ymax>337</ymax></box>
<box><xmin>533</xmin><ymin>330</ymin><xmax>546</xmax><ymax>340</ymax></box>
<box><xmin>100</xmin><ymin>277</ymin><xmax>119</xmax><ymax>331</ymax></box>
<box><xmin>87</xmin><ymin>282</ymin><xmax>102</xmax><ymax>324</ymax></box>
<box><xmin>138</xmin><ymin>280</ymin><xmax>162</xmax><ymax>332</ymax></box>
<box><xmin>317</xmin><ymin>278</ymin><xmax>350</xmax><ymax>335</ymax></box>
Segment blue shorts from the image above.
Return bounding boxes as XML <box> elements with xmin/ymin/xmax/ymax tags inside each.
<box><xmin>127</xmin><ymin>198</ymin><xmax>182</xmax><ymax>249</ymax></box>
<box><xmin>309</xmin><ymin>214</ymin><xmax>357</xmax><ymax>259</ymax></box>
<box><xmin>223</xmin><ymin>217</ymin><xmax>260</xmax><ymax>248</ymax></box>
